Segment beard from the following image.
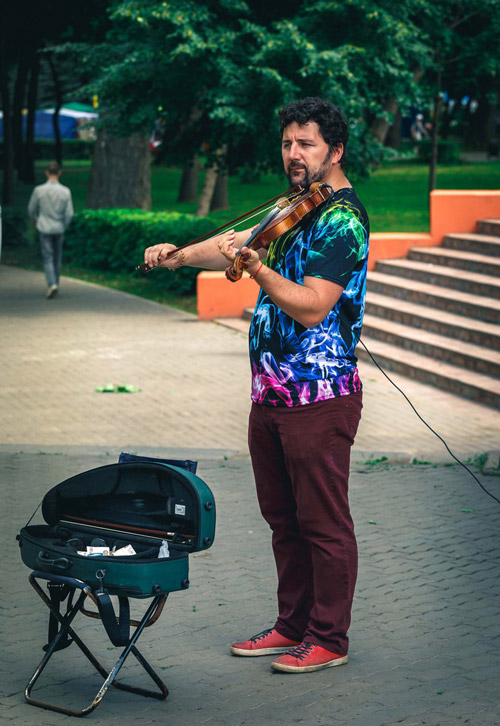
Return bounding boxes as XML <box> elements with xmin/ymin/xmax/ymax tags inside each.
<box><xmin>286</xmin><ymin>149</ymin><xmax>333</xmax><ymax>188</ymax></box>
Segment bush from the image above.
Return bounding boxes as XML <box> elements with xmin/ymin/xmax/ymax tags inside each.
<box><xmin>1</xmin><ymin>206</ymin><xmax>28</xmax><ymax>247</ymax></box>
<box><xmin>416</xmin><ymin>139</ymin><xmax>461</xmax><ymax>164</ymax></box>
<box><xmin>65</xmin><ymin>209</ymin><xmax>216</xmax><ymax>295</ymax></box>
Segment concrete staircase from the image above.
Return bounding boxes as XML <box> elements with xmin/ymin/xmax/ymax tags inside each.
<box><xmin>360</xmin><ymin>219</ymin><xmax>500</xmax><ymax>409</ymax></box>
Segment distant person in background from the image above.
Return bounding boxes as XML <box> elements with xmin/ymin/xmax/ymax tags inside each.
<box><xmin>411</xmin><ymin>114</ymin><xmax>428</xmax><ymax>143</ymax></box>
<box><xmin>28</xmin><ymin>161</ymin><xmax>74</xmax><ymax>299</ymax></box>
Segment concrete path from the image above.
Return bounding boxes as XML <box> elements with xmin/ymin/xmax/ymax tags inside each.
<box><xmin>1</xmin><ymin>265</ymin><xmax>499</xmax><ymax>460</ymax></box>
<box><xmin>1</xmin><ymin>264</ymin><xmax>500</xmax><ymax>726</ymax></box>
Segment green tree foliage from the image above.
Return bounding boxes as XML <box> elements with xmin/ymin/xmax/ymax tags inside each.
<box><xmin>419</xmin><ymin>0</ymin><xmax>500</xmax><ymax>146</ymax></box>
<box><xmin>1</xmin><ymin>0</ymin><xmax>109</xmax><ymax>202</ymax></box>
<box><xmin>57</xmin><ymin>0</ymin><xmax>500</xmax><ymax>211</ymax></box>
<box><xmin>83</xmin><ymin>1</ymin><xmax>449</xmax><ymax>183</ymax></box>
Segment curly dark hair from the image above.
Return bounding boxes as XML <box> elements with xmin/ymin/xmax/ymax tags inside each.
<box><xmin>278</xmin><ymin>97</ymin><xmax>348</xmax><ymax>170</ymax></box>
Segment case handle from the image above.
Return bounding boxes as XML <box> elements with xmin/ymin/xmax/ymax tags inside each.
<box><xmin>36</xmin><ymin>551</ymin><xmax>72</xmax><ymax>572</ymax></box>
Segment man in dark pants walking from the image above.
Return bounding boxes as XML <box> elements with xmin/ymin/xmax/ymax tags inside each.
<box><xmin>144</xmin><ymin>97</ymin><xmax>369</xmax><ymax>674</ymax></box>
<box><xmin>28</xmin><ymin>161</ymin><xmax>73</xmax><ymax>299</ymax></box>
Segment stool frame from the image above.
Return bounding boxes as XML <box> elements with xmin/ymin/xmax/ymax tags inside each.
<box><xmin>25</xmin><ymin>571</ymin><xmax>169</xmax><ymax>717</ymax></box>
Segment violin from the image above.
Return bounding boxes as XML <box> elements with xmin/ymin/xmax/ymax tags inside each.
<box><xmin>225</xmin><ymin>182</ymin><xmax>331</xmax><ymax>282</ymax></box>
<box><xmin>137</xmin><ymin>182</ymin><xmax>331</xmax><ymax>281</ymax></box>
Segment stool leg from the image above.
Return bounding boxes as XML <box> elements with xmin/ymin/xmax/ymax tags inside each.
<box><xmin>90</xmin><ymin>596</ymin><xmax>169</xmax><ymax>710</ymax></box>
<box><xmin>25</xmin><ymin>588</ymin><xmax>93</xmax><ymax>716</ymax></box>
<box><xmin>25</xmin><ymin>576</ymin><xmax>169</xmax><ymax>716</ymax></box>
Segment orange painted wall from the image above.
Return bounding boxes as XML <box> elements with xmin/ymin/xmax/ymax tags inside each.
<box><xmin>367</xmin><ymin>233</ymin><xmax>434</xmax><ymax>271</ymax></box>
<box><xmin>430</xmin><ymin>190</ymin><xmax>500</xmax><ymax>243</ymax></box>
<box><xmin>197</xmin><ymin>271</ymin><xmax>259</xmax><ymax>320</ymax></box>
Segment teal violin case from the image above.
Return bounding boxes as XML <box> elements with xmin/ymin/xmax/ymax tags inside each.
<box><xmin>18</xmin><ymin>458</ymin><xmax>216</xmax><ymax>598</ymax></box>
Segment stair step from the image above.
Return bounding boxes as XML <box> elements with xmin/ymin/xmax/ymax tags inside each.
<box><xmin>213</xmin><ymin>317</ymin><xmax>250</xmax><ymax>334</ymax></box>
<box><xmin>365</xmin><ymin>291</ymin><xmax>500</xmax><ymax>351</ymax></box>
<box><xmin>408</xmin><ymin>246</ymin><xmax>500</xmax><ymax>276</ymax></box>
<box><xmin>477</xmin><ymin>219</ymin><xmax>500</xmax><ymax>237</ymax></box>
<box><xmin>367</xmin><ymin>271</ymin><xmax>500</xmax><ymax>323</ymax></box>
<box><xmin>375</xmin><ymin>259</ymin><xmax>500</xmax><ymax>298</ymax></box>
<box><xmin>358</xmin><ymin>336</ymin><xmax>500</xmax><ymax>409</ymax></box>
<box><xmin>362</xmin><ymin>314</ymin><xmax>500</xmax><ymax>378</ymax></box>
<box><xmin>443</xmin><ymin>232</ymin><xmax>500</xmax><ymax>257</ymax></box>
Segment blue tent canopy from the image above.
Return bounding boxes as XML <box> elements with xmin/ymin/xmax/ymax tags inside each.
<box><xmin>0</xmin><ymin>107</ymin><xmax>98</xmax><ymax>139</ymax></box>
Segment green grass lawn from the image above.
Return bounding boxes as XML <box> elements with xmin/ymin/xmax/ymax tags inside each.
<box><xmin>13</xmin><ymin>157</ymin><xmax>500</xmax><ymax>234</ymax></box>
<box><xmin>6</xmin><ymin>157</ymin><xmax>499</xmax><ymax>311</ymax></box>
<box><xmin>357</xmin><ymin>161</ymin><xmax>500</xmax><ymax>232</ymax></box>
<box><xmin>150</xmin><ymin>159</ymin><xmax>500</xmax><ymax>233</ymax></box>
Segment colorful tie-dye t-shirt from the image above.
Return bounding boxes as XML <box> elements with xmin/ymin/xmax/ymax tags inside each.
<box><xmin>249</xmin><ymin>187</ymin><xmax>369</xmax><ymax>407</ymax></box>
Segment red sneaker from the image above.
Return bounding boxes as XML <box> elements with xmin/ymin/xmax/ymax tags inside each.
<box><xmin>230</xmin><ymin>628</ymin><xmax>301</xmax><ymax>656</ymax></box>
<box><xmin>271</xmin><ymin>642</ymin><xmax>348</xmax><ymax>673</ymax></box>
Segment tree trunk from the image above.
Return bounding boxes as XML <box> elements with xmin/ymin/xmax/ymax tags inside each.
<box><xmin>22</xmin><ymin>53</ymin><xmax>40</xmax><ymax>184</ymax></box>
<box><xmin>13</xmin><ymin>57</ymin><xmax>28</xmax><ymax>175</ymax></box>
<box><xmin>196</xmin><ymin>145</ymin><xmax>227</xmax><ymax>217</ymax></box>
<box><xmin>370</xmin><ymin>67</ymin><xmax>425</xmax><ymax>146</ymax></box>
<box><xmin>210</xmin><ymin>165</ymin><xmax>228</xmax><ymax>211</ymax></box>
<box><xmin>385</xmin><ymin>107</ymin><xmax>402</xmax><ymax>149</ymax></box>
<box><xmin>87</xmin><ymin>129</ymin><xmax>151</xmax><ymax>209</ymax></box>
<box><xmin>0</xmin><ymin>65</ymin><xmax>14</xmax><ymax>206</ymax></box>
<box><xmin>177</xmin><ymin>154</ymin><xmax>199</xmax><ymax>202</ymax></box>
<box><xmin>47</xmin><ymin>54</ymin><xmax>63</xmax><ymax>165</ymax></box>
<box><xmin>429</xmin><ymin>75</ymin><xmax>442</xmax><ymax>194</ymax></box>
<box><xmin>196</xmin><ymin>164</ymin><xmax>218</xmax><ymax>217</ymax></box>
<box><xmin>370</xmin><ymin>97</ymin><xmax>399</xmax><ymax>144</ymax></box>
<box><xmin>0</xmin><ymin>19</ymin><xmax>14</xmax><ymax>205</ymax></box>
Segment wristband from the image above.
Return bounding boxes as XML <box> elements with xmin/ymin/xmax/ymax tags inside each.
<box><xmin>250</xmin><ymin>262</ymin><xmax>264</xmax><ymax>279</ymax></box>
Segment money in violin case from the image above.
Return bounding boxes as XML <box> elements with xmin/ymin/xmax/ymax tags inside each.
<box><xmin>18</xmin><ymin>457</ymin><xmax>216</xmax><ymax>597</ymax></box>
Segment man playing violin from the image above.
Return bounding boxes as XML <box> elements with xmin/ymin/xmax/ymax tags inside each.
<box><xmin>144</xmin><ymin>97</ymin><xmax>369</xmax><ymax>674</ymax></box>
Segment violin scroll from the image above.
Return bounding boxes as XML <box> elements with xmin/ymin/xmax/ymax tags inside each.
<box><xmin>225</xmin><ymin>264</ymin><xmax>243</xmax><ymax>283</ymax></box>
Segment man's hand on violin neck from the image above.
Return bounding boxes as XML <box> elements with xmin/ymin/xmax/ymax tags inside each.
<box><xmin>218</xmin><ymin>231</ymin><xmax>262</xmax><ymax>276</ymax></box>
<box><xmin>217</xmin><ymin>229</ymin><xmax>237</xmax><ymax>261</ymax></box>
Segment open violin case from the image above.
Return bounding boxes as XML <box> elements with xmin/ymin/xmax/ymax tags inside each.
<box><xmin>16</xmin><ymin>453</ymin><xmax>216</xmax><ymax>716</ymax></box>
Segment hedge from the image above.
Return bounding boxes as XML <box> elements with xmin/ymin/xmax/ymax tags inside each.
<box><xmin>1</xmin><ymin>207</ymin><xmax>28</xmax><ymax>246</ymax></box>
<box><xmin>416</xmin><ymin>139</ymin><xmax>461</xmax><ymax>164</ymax></box>
<box><xmin>65</xmin><ymin>209</ymin><xmax>216</xmax><ymax>295</ymax></box>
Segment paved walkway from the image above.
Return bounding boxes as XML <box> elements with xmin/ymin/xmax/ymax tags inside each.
<box><xmin>1</xmin><ymin>265</ymin><xmax>500</xmax><ymax>725</ymax></box>
<box><xmin>1</xmin><ymin>265</ymin><xmax>499</xmax><ymax>460</ymax></box>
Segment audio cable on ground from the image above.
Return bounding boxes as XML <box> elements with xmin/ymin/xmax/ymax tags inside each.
<box><xmin>359</xmin><ymin>338</ymin><xmax>500</xmax><ymax>506</ymax></box>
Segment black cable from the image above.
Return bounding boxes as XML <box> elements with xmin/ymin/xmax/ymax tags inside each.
<box><xmin>359</xmin><ymin>338</ymin><xmax>500</xmax><ymax>505</ymax></box>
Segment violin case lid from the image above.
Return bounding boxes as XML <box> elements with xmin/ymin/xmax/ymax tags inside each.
<box><xmin>39</xmin><ymin>458</ymin><xmax>216</xmax><ymax>553</ymax></box>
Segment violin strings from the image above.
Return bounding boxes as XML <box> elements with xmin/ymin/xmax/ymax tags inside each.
<box><xmin>214</xmin><ymin>203</ymin><xmax>279</xmax><ymax>235</ymax></box>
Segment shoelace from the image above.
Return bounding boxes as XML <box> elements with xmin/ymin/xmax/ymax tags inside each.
<box><xmin>251</xmin><ymin>628</ymin><xmax>274</xmax><ymax>643</ymax></box>
<box><xmin>286</xmin><ymin>642</ymin><xmax>315</xmax><ymax>660</ymax></box>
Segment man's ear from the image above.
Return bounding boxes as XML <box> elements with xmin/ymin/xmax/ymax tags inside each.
<box><xmin>331</xmin><ymin>144</ymin><xmax>344</xmax><ymax>165</ymax></box>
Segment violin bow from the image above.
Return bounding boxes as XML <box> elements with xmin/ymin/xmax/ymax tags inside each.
<box><xmin>136</xmin><ymin>185</ymin><xmax>302</xmax><ymax>272</ymax></box>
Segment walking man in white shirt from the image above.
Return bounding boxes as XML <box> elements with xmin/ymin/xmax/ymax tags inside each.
<box><xmin>28</xmin><ymin>161</ymin><xmax>74</xmax><ymax>298</ymax></box>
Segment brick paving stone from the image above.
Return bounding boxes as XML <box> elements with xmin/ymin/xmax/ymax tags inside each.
<box><xmin>2</xmin><ymin>265</ymin><xmax>500</xmax><ymax>459</ymax></box>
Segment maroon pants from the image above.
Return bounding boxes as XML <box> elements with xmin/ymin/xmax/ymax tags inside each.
<box><xmin>248</xmin><ymin>392</ymin><xmax>362</xmax><ymax>655</ymax></box>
